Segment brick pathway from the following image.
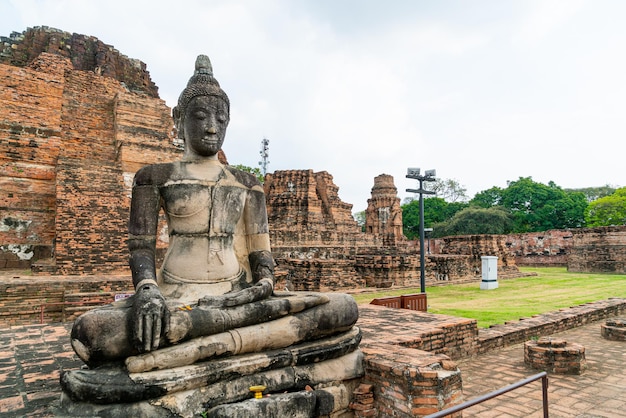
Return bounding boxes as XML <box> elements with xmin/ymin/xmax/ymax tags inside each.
<box><xmin>0</xmin><ymin>323</ymin><xmax>79</xmax><ymax>418</ymax></box>
<box><xmin>0</xmin><ymin>319</ymin><xmax>624</xmax><ymax>417</ymax></box>
<box><xmin>457</xmin><ymin>322</ymin><xmax>626</xmax><ymax>417</ymax></box>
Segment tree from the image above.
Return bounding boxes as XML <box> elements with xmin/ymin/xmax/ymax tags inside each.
<box><xmin>428</xmin><ymin>178</ymin><xmax>469</xmax><ymax>202</ymax></box>
<box><xmin>469</xmin><ymin>186</ymin><xmax>503</xmax><ymax>208</ymax></box>
<box><xmin>499</xmin><ymin>177</ymin><xmax>587</xmax><ymax>232</ymax></box>
<box><xmin>431</xmin><ymin>206</ymin><xmax>514</xmax><ymax>237</ymax></box>
<box><xmin>585</xmin><ymin>187</ymin><xmax>626</xmax><ymax>226</ymax></box>
<box><xmin>401</xmin><ymin>197</ymin><xmax>468</xmax><ymax>239</ymax></box>
<box><xmin>232</xmin><ymin>164</ymin><xmax>265</xmax><ymax>183</ymax></box>
<box><xmin>566</xmin><ymin>185</ymin><xmax>617</xmax><ymax>202</ymax></box>
<box><xmin>353</xmin><ymin>210</ymin><xmax>366</xmax><ymax>232</ymax></box>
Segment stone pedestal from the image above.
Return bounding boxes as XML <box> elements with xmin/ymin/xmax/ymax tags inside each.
<box><xmin>480</xmin><ymin>256</ymin><xmax>498</xmax><ymax>290</ymax></box>
<box><xmin>601</xmin><ymin>318</ymin><xmax>626</xmax><ymax>341</ymax></box>
<box><xmin>524</xmin><ymin>337</ymin><xmax>586</xmax><ymax>375</ymax></box>
<box><xmin>57</xmin><ymin>348</ymin><xmax>364</xmax><ymax>417</ymax></box>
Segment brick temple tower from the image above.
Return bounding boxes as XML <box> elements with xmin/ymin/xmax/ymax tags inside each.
<box><xmin>365</xmin><ymin>174</ymin><xmax>405</xmax><ymax>245</ymax></box>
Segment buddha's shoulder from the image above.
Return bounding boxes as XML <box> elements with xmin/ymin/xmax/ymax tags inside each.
<box><xmin>223</xmin><ymin>166</ymin><xmax>262</xmax><ymax>189</ymax></box>
<box><xmin>133</xmin><ymin>163</ymin><xmax>178</xmax><ymax>186</ymax></box>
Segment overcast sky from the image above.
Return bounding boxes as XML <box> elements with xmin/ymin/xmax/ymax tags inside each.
<box><xmin>2</xmin><ymin>0</ymin><xmax>625</xmax><ymax>211</ymax></box>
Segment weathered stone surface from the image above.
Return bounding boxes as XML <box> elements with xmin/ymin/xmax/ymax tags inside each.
<box><xmin>206</xmin><ymin>384</ymin><xmax>356</xmax><ymax>417</ymax></box>
<box><xmin>524</xmin><ymin>338</ymin><xmax>586</xmax><ymax>375</ymax></box>
<box><xmin>57</xmin><ymin>54</ymin><xmax>364</xmax><ymax>417</ymax></box>
<box><xmin>1</xmin><ymin>26</ymin><xmax>158</xmax><ymax>96</ymax></box>
<box><xmin>568</xmin><ymin>226</ymin><xmax>626</xmax><ymax>273</ymax></box>
<box><xmin>266</xmin><ymin>171</ymin><xmax>422</xmax><ymax>290</ymax></box>
<box><xmin>436</xmin><ymin>234</ymin><xmax>522</xmax><ymax>279</ymax></box>
<box><xmin>506</xmin><ymin>229</ymin><xmax>573</xmax><ymax>267</ymax></box>
<box><xmin>61</xmin><ymin>327</ymin><xmax>361</xmax><ymax>402</ymax></box>
<box><xmin>365</xmin><ymin>174</ymin><xmax>404</xmax><ymax>245</ymax></box>
<box><xmin>0</xmin><ymin>32</ymin><xmax>179</xmax><ymax>274</ymax></box>
<box><xmin>59</xmin><ymin>352</ymin><xmax>363</xmax><ymax>417</ymax></box>
<box><xmin>601</xmin><ymin>317</ymin><xmax>626</xmax><ymax>341</ymax></box>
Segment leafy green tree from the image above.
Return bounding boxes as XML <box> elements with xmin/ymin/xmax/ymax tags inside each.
<box><xmin>401</xmin><ymin>199</ymin><xmax>423</xmax><ymax>239</ymax></box>
<box><xmin>566</xmin><ymin>185</ymin><xmax>617</xmax><ymax>202</ymax></box>
<box><xmin>232</xmin><ymin>164</ymin><xmax>265</xmax><ymax>183</ymax></box>
<box><xmin>431</xmin><ymin>206</ymin><xmax>514</xmax><ymax>237</ymax></box>
<box><xmin>469</xmin><ymin>186</ymin><xmax>503</xmax><ymax>208</ymax></box>
<box><xmin>428</xmin><ymin>178</ymin><xmax>469</xmax><ymax>202</ymax></box>
<box><xmin>500</xmin><ymin>177</ymin><xmax>587</xmax><ymax>232</ymax></box>
<box><xmin>585</xmin><ymin>187</ymin><xmax>626</xmax><ymax>226</ymax></box>
<box><xmin>401</xmin><ymin>197</ymin><xmax>468</xmax><ymax>239</ymax></box>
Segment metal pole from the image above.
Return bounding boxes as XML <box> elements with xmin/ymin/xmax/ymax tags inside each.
<box><xmin>406</xmin><ymin>168</ymin><xmax>436</xmax><ymax>297</ymax></box>
<box><xmin>419</xmin><ymin>178</ymin><xmax>426</xmax><ymax>294</ymax></box>
<box><xmin>542</xmin><ymin>373</ymin><xmax>549</xmax><ymax>418</ymax></box>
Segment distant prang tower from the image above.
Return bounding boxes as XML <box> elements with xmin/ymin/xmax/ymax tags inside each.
<box><xmin>365</xmin><ymin>174</ymin><xmax>405</xmax><ymax>246</ymax></box>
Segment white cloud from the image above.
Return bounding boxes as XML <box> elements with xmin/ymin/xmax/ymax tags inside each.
<box><xmin>512</xmin><ymin>0</ymin><xmax>586</xmax><ymax>45</ymax></box>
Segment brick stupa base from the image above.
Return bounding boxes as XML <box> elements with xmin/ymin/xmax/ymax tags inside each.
<box><xmin>524</xmin><ymin>337</ymin><xmax>586</xmax><ymax>375</ymax></box>
<box><xmin>601</xmin><ymin>318</ymin><xmax>626</xmax><ymax>341</ymax></box>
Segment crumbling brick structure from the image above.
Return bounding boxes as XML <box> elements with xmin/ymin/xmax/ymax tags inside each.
<box><xmin>264</xmin><ymin>169</ymin><xmax>371</xmax><ymax>290</ymax></box>
<box><xmin>365</xmin><ymin>174</ymin><xmax>404</xmax><ymax>245</ymax></box>
<box><xmin>506</xmin><ymin>229</ymin><xmax>573</xmax><ymax>267</ymax></box>
<box><xmin>568</xmin><ymin>225</ymin><xmax>626</xmax><ymax>273</ymax></box>
<box><xmin>436</xmin><ymin>234</ymin><xmax>522</xmax><ymax>279</ymax></box>
<box><xmin>0</xmin><ymin>27</ymin><xmax>180</xmax><ymax>274</ymax></box>
<box><xmin>265</xmin><ymin>170</ymin><xmax>422</xmax><ymax>290</ymax></box>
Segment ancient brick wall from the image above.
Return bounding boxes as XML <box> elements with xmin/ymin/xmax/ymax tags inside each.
<box><xmin>52</xmin><ymin>159</ymin><xmax>128</xmax><ymax>274</ymax></box>
<box><xmin>1</xmin><ymin>29</ymin><xmax>179</xmax><ymax>275</ymax></box>
<box><xmin>265</xmin><ymin>170</ymin><xmax>372</xmax><ymax>290</ymax></box>
<box><xmin>506</xmin><ymin>229</ymin><xmax>573</xmax><ymax>267</ymax></box>
<box><xmin>0</xmin><ymin>53</ymin><xmax>68</xmax><ymax>269</ymax></box>
<box><xmin>0</xmin><ymin>275</ymin><xmax>133</xmax><ymax>326</ymax></box>
<box><xmin>437</xmin><ymin>234</ymin><xmax>521</xmax><ymax>278</ymax></box>
<box><xmin>360</xmin><ymin>343</ymin><xmax>463</xmax><ymax>417</ymax></box>
<box><xmin>568</xmin><ymin>226</ymin><xmax>626</xmax><ymax>273</ymax></box>
<box><xmin>478</xmin><ymin>298</ymin><xmax>626</xmax><ymax>353</ymax></box>
<box><xmin>280</xmin><ymin>259</ymin><xmax>363</xmax><ymax>291</ymax></box>
<box><xmin>58</xmin><ymin>68</ymin><xmax>123</xmax><ymax>161</ymax></box>
<box><xmin>114</xmin><ymin>91</ymin><xmax>177</xmax><ymax>173</ymax></box>
<box><xmin>354</xmin><ymin>250</ymin><xmax>419</xmax><ymax>288</ymax></box>
<box><xmin>264</xmin><ymin>170</ymin><xmax>358</xmax><ymax>232</ymax></box>
<box><xmin>266</xmin><ymin>170</ymin><xmax>422</xmax><ymax>290</ymax></box>
<box><xmin>427</xmin><ymin>254</ymin><xmax>475</xmax><ymax>282</ymax></box>
<box><xmin>1</xmin><ymin>26</ymin><xmax>158</xmax><ymax>97</ymax></box>
<box><xmin>356</xmin><ymin>174</ymin><xmax>421</xmax><ymax>288</ymax></box>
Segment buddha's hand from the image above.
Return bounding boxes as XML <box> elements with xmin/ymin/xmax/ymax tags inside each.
<box><xmin>198</xmin><ymin>278</ymin><xmax>273</xmax><ymax>308</ymax></box>
<box><xmin>130</xmin><ymin>283</ymin><xmax>170</xmax><ymax>353</ymax></box>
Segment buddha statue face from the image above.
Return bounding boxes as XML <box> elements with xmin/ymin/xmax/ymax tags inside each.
<box><xmin>182</xmin><ymin>95</ymin><xmax>230</xmax><ymax>157</ymax></box>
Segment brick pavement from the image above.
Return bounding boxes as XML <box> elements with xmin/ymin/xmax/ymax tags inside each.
<box><xmin>0</xmin><ymin>323</ymin><xmax>79</xmax><ymax>418</ymax></box>
<box><xmin>457</xmin><ymin>322</ymin><xmax>626</xmax><ymax>418</ymax></box>
<box><xmin>0</xmin><ymin>318</ymin><xmax>625</xmax><ymax>417</ymax></box>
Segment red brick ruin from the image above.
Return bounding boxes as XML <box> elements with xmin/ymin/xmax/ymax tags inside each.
<box><xmin>2</xmin><ymin>27</ymin><xmax>626</xmax><ymax>284</ymax></box>
<box><xmin>2</xmin><ymin>27</ymin><xmax>626</xmax><ymax>418</ymax></box>
<box><xmin>265</xmin><ymin>170</ymin><xmax>420</xmax><ymax>290</ymax></box>
<box><xmin>1</xmin><ymin>26</ymin><xmax>179</xmax><ymax>275</ymax></box>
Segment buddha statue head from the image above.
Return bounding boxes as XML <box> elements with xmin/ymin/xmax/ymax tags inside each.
<box><xmin>173</xmin><ymin>55</ymin><xmax>230</xmax><ymax>158</ymax></box>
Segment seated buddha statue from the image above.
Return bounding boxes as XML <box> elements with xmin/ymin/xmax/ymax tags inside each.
<box><xmin>58</xmin><ymin>55</ymin><xmax>363</xmax><ymax>417</ymax></box>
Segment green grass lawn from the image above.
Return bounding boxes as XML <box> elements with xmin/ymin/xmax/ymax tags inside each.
<box><xmin>353</xmin><ymin>267</ymin><xmax>626</xmax><ymax>328</ymax></box>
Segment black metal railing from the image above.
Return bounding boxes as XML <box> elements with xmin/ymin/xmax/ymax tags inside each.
<box><xmin>425</xmin><ymin>371</ymin><xmax>549</xmax><ymax>418</ymax></box>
